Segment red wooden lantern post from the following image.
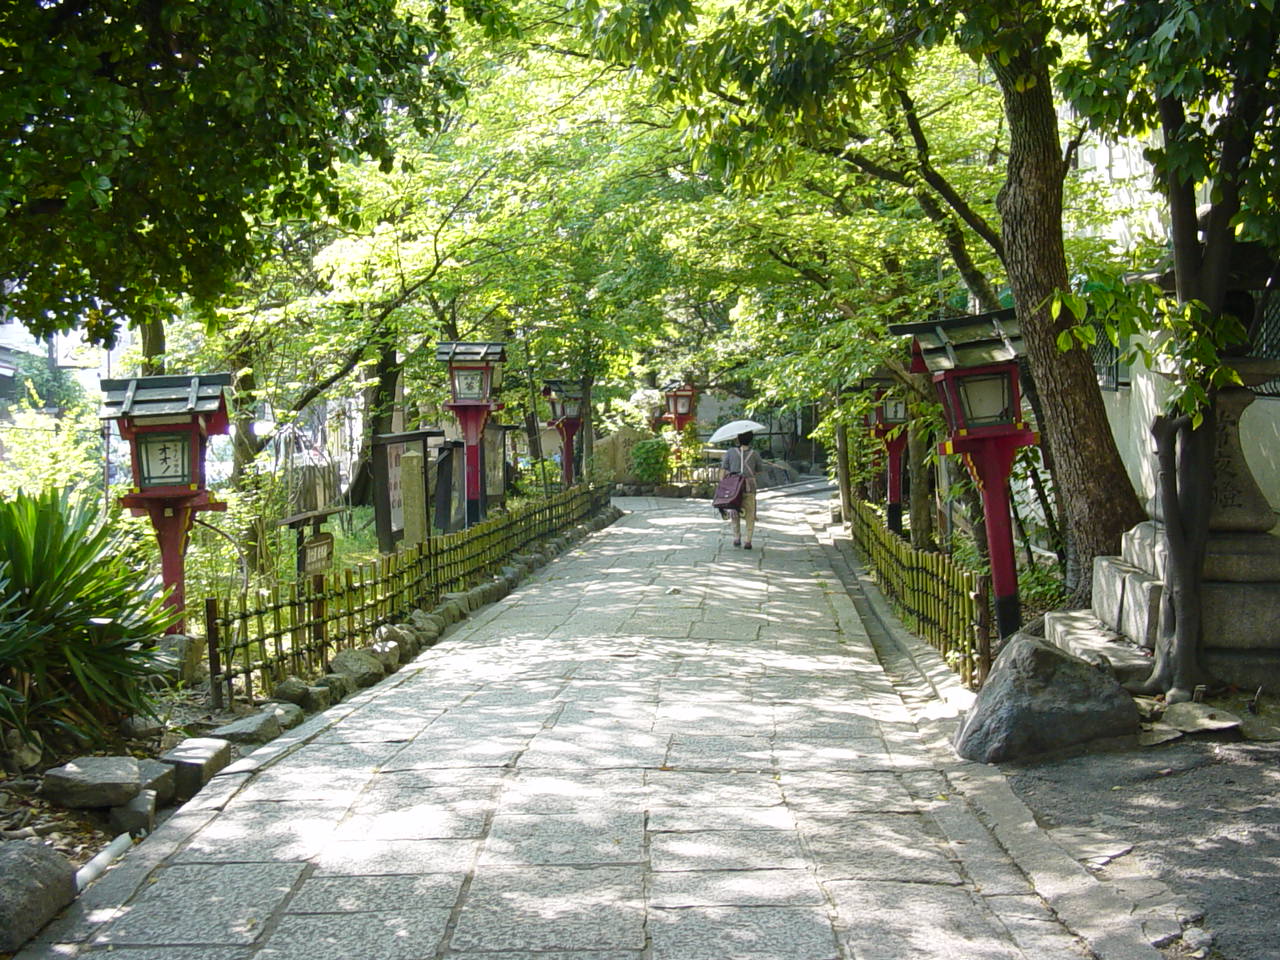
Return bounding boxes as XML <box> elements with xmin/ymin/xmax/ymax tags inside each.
<box><xmin>861</xmin><ymin>374</ymin><xmax>910</xmax><ymax>535</ymax></box>
<box><xmin>876</xmin><ymin>393</ymin><xmax>910</xmax><ymax>535</ymax></box>
<box><xmin>661</xmin><ymin>381</ymin><xmax>698</xmax><ymax>432</ymax></box>
<box><xmin>890</xmin><ymin>311</ymin><xmax>1037</xmax><ymax>638</ymax></box>
<box><xmin>543</xmin><ymin>379</ymin><xmax>583</xmax><ymax>487</ymax></box>
<box><xmin>100</xmin><ymin>374</ymin><xmax>231</xmax><ymax>633</ymax></box>
<box><xmin>437</xmin><ymin>342</ymin><xmax>505</xmax><ymax>527</ymax></box>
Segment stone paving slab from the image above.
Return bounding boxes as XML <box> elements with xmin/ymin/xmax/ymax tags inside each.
<box><xmin>255</xmin><ymin>909</ymin><xmax>452</xmax><ymax>960</ymax></box>
<box><xmin>17</xmin><ymin>492</ymin><xmax>1171</xmax><ymax>960</ymax></box>
<box><xmin>451</xmin><ymin>866</ymin><xmax>645</xmax><ymax>952</ymax></box>
<box><xmin>648</xmin><ymin>867</ymin><xmax>826</xmax><ymax>906</ymax></box>
<box><xmin>648</xmin><ymin>904</ymin><xmax>840</xmax><ymax>960</ymax></box>
<box><xmin>172</xmin><ymin>799</ymin><xmax>345</xmax><ymax>862</ymax></box>
<box><xmin>650</xmin><ymin>827</ymin><xmax>808</xmax><ymax>871</ymax></box>
<box><xmin>479</xmin><ymin>811</ymin><xmax>645</xmax><ymax>865</ymax></box>
<box><xmin>92</xmin><ymin>862</ymin><xmax>305</xmax><ymax>946</ymax></box>
<box><xmin>827</xmin><ymin>879</ymin><xmax>1024</xmax><ymax>960</ymax></box>
<box><xmin>799</xmin><ymin>812</ymin><xmax>963</xmax><ymax>884</ymax></box>
<box><xmin>286</xmin><ymin>873</ymin><xmax>465</xmax><ymax>911</ymax></box>
<box><xmin>313</xmin><ymin>837</ymin><xmax>479</xmax><ymax>876</ymax></box>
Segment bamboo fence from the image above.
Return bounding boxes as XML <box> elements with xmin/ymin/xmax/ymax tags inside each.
<box><xmin>203</xmin><ymin>484</ymin><xmax>610</xmax><ymax>705</ymax></box>
<box><xmin>846</xmin><ymin>499</ymin><xmax>993</xmax><ymax>687</ymax></box>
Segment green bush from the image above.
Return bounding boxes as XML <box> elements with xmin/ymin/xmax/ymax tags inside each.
<box><xmin>0</xmin><ymin>488</ymin><xmax>177</xmax><ymax>762</ymax></box>
<box><xmin>629</xmin><ymin>437</ymin><xmax>671</xmax><ymax>484</ymax></box>
<box><xmin>514</xmin><ymin>458</ymin><xmax>561</xmax><ymax>496</ymax></box>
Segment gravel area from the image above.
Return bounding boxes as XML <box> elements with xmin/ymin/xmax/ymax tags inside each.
<box><xmin>1004</xmin><ymin>734</ymin><xmax>1280</xmax><ymax>960</ymax></box>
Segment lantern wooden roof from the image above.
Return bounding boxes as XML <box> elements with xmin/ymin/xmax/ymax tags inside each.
<box><xmin>435</xmin><ymin>342</ymin><xmax>506</xmax><ymax>364</ymax></box>
<box><xmin>543</xmin><ymin>378</ymin><xmax>583</xmax><ymax>398</ymax></box>
<box><xmin>99</xmin><ymin>374</ymin><xmax>231</xmax><ymax>426</ymax></box>
<box><xmin>856</xmin><ymin>365</ymin><xmax>896</xmax><ymax>392</ymax></box>
<box><xmin>888</xmin><ymin>309</ymin><xmax>1022</xmax><ymax>374</ymax></box>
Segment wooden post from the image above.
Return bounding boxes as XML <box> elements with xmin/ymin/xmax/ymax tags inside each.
<box><xmin>402</xmin><ymin>448</ymin><xmax>427</xmax><ymax>547</ymax></box>
<box><xmin>205</xmin><ymin>597</ymin><xmax>223</xmax><ymax>710</ymax></box>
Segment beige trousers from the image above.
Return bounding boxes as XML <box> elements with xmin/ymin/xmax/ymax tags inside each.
<box><xmin>731</xmin><ymin>489</ymin><xmax>757</xmax><ymax>542</ymax></box>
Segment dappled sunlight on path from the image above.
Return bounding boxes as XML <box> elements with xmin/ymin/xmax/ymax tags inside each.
<box><xmin>22</xmin><ymin>491</ymin><xmax>1132</xmax><ymax>960</ymax></box>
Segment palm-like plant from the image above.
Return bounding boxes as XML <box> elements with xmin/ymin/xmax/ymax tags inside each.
<box><xmin>0</xmin><ymin>488</ymin><xmax>177</xmax><ymax>762</ymax></box>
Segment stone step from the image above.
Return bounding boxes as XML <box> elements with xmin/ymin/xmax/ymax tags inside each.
<box><xmin>1091</xmin><ymin>556</ymin><xmax>1160</xmax><ymax>650</ymax></box>
<box><xmin>1044</xmin><ymin>609</ymin><xmax>1154</xmax><ymax>684</ymax></box>
<box><xmin>1122</xmin><ymin>522</ymin><xmax>1166</xmax><ymax>579</ymax></box>
<box><xmin>1124</xmin><ymin>519</ymin><xmax>1280</xmax><ymax>582</ymax></box>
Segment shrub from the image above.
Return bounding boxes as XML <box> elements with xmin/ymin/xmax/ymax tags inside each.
<box><xmin>0</xmin><ymin>488</ymin><xmax>176</xmax><ymax>762</ymax></box>
<box><xmin>629</xmin><ymin>437</ymin><xmax>671</xmax><ymax>484</ymax></box>
<box><xmin>515</xmin><ymin>458</ymin><xmax>561</xmax><ymax>496</ymax></box>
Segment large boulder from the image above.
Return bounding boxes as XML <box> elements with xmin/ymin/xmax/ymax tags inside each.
<box><xmin>41</xmin><ymin>756</ymin><xmax>141</xmax><ymax>808</ymax></box>
<box><xmin>0</xmin><ymin>841</ymin><xmax>77</xmax><ymax>951</ymax></box>
<box><xmin>953</xmin><ymin>634</ymin><xmax>1141</xmax><ymax>763</ymax></box>
<box><xmin>329</xmin><ymin>648</ymin><xmax>384</xmax><ymax>688</ymax></box>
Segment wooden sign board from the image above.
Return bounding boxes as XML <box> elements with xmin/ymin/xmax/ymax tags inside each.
<box><xmin>303</xmin><ymin>532</ymin><xmax>335</xmax><ymax>575</ymax></box>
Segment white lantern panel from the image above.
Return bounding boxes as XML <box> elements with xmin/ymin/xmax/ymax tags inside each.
<box><xmin>958</xmin><ymin>373</ymin><xmax>1013</xmax><ymax>427</ymax></box>
<box><xmin>138</xmin><ymin>432</ymin><xmax>192</xmax><ymax>486</ymax></box>
<box><xmin>454</xmin><ymin>369</ymin><xmax>486</xmax><ymax>400</ymax></box>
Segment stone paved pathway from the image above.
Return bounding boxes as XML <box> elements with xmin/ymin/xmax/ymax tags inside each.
<box><xmin>21</xmin><ymin>491</ymin><xmax>1164</xmax><ymax>960</ymax></box>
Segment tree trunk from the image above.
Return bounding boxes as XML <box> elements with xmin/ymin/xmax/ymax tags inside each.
<box><xmin>580</xmin><ymin>372</ymin><xmax>595</xmax><ymax>479</ymax></box>
<box><xmin>1017</xmin><ymin>358</ymin><xmax>1069</xmax><ymax>570</ymax></box>
<box><xmin>907</xmin><ymin>416</ymin><xmax>934</xmax><ymax>550</ymax></box>
<box><xmin>1131</xmin><ymin>412</ymin><xmax>1216</xmax><ymax>701</ymax></box>
<box><xmin>835</xmin><ymin>421</ymin><xmax>853</xmax><ymax>525</ymax></box>
<box><xmin>347</xmin><ymin>345</ymin><xmax>400</xmax><ymax>507</ymax></box>
<box><xmin>139</xmin><ymin>317</ymin><xmax>166</xmax><ymax>376</ymax></box>
<box><xmin>989</xmin><ymin>50</ymin><xmax>1145</xmax><ymax>598</ymax></box>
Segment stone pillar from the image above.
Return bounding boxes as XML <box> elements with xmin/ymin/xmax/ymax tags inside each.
<box><xmin>401</xmin><ymin>448</ymin><xmax>427</xmax><ymax>546</ymax></box>
<box><xmin>1209</xmin><ymin>383</ymin><xmax>1278</xmax><ymax>533</ymax></box>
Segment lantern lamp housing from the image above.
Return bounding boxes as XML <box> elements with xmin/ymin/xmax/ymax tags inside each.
<box><xmin>660</xmin><ymin>380</ymin><xmax>698</xmax><ymax>427</ymax></box>
<box><xmin>436</xmin><ymin>342</ymin><xmax>507</xmax><ymax>405</ymax></box>
<box><xmin>934</xmin><ymin>362</ymin><xmax>1021</xmax><ymax>436</ymax></box>
<box><xmin>99</xmin><ymin>374</ymin><xmax>232</xmax><ymax>495</ymax></box>
<box><xmin>543</xmin><ymin>379</ymin><xmax>584</xmax><ymax>422</ymax></box>
<box><xmin>878</xmin><ymin>395</ymin><xmax>908</xmax><ymax>426</ymax></box>
<box><xmin>137</xmin><ymin>431</ymin><xmax>194</xmax><ymax>487</ymax></box>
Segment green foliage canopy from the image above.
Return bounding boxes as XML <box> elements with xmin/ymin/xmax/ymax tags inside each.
<box><xmin>0</xmin><ymin>0</ymin><xmax>464</xmax><ymax>344</ymax></box>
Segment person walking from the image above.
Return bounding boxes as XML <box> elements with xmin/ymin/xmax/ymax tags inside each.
<box><xmin>720</xmin><ymin>431</ymin><xmax>763</xmax><ymax>548</ymax></box>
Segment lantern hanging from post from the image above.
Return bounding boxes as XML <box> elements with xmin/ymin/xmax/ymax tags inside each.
<box><xmin>543</xmin><ymin>379</ymin><xmax>584</xmax><ymax>487</ymax></box>
<box><xmin>100</xmin><ymin>374</ymin><xmax>232</xmax><ymax>633</ymax></box>
<box><xmin>437</xmin><ymin>342</ymin><xmax>505</xmax><ymax>526</ymax></box>
<box><xmin>660</xmin><ymin>380</ymin><xmax>698</xmax><ymax>432</ymax></box>
<box><xmin>888</xmin><ymin>309</ymin><xmax>1037</xmax><ymax>641</ymax></box>
<box><xmin>858</xmin><ymin>370</ymin><xmax>910</xmax><ymax>535</ymax></box>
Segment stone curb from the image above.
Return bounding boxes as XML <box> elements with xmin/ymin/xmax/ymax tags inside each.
<box><xmin>16</xmin><ymin>501</ymin><xmax>626</xmax><ymax>958</ymax></box>
<box><xmin>814</xmin><ymin>521</ymin><xmax>1168</xmax><ymax>960</ymax></box>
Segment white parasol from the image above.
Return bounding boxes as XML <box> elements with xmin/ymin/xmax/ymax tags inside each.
<box><xmin>708</xmin><ymin>419</ymin><xmax>768</xmax><ymax>444</ymax></box>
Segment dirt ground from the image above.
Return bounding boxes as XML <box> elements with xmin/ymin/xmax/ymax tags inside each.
<box><xmin>1004</xmin><ymin>729</ymin><xmax>1280</xmax><ymax>960</ymax></box>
